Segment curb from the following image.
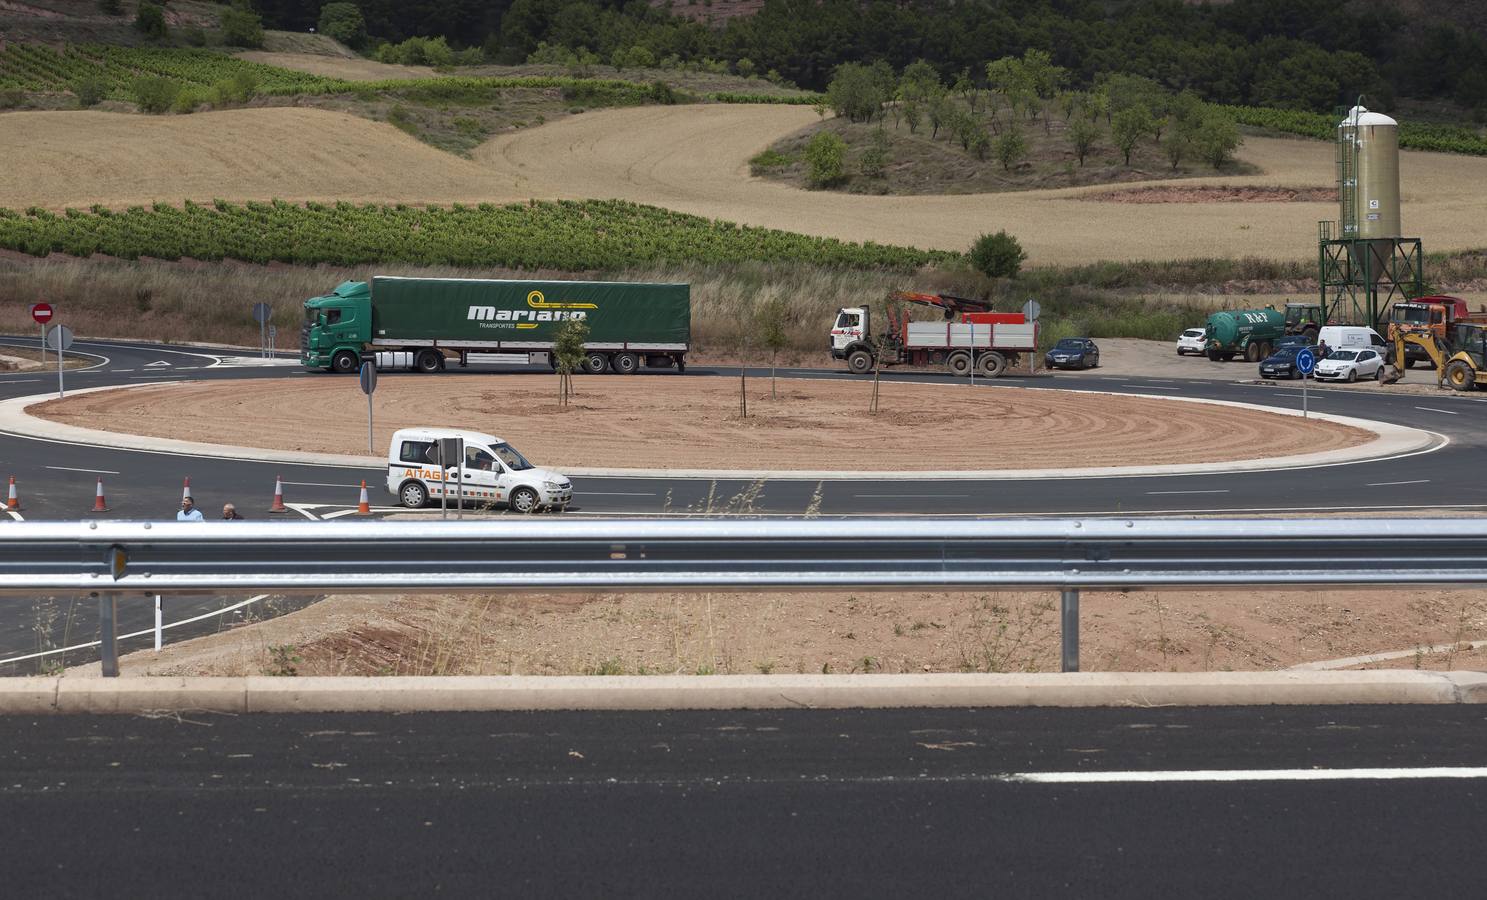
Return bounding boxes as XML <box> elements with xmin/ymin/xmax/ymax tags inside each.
<box><xmin>0</xmin><ymin>383</ymin><xmax>1445</xmax><ymax>481</ymax></box>
<box><xmin>3</xmin><ymin>672</ymin><xmax>1486</xmax><ymax>714</ymax></box>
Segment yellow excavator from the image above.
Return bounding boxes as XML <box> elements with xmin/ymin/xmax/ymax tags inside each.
<box><xmin>1385</xmin><ymin>322</ymin><xmax>1487</xmax><ymax>391</ymax></box>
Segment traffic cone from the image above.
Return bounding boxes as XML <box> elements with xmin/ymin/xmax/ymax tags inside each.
<box><xmin>5</xmin><ymin>476</ymin><xmax>19</xmax><ymax>511</ymax></box>
<box><xmin>268</xmin><ymin>475</ymin><xmax>287</xmax><ymax>514</ymax></box>
<box><xmin>356</xmin><ymin>480</ymin><xmax>372</xmax><ymax>515</ymax></box>
<box><xmin>91</xmin><ymin>477</ymin><xmax>110</xmax><ymax>513</ymax></box>
<box><xmin>181</xmin><ymin>476</ymin><xmax>192</xmax><ymax>502</ymax></box>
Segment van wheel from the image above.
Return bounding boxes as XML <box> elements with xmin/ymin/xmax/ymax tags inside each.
<box><xmin>398</xmin><ymin>481</ymin><xmax>428</xmax><ymax>509</ymax></box>
<box><xmin>331</xmin><ymin>351</ymin><xmax>359</xmax><ymax>374</ymax></box>
<box><xmin>509</xmin><ymin>486</ymin><xmax>539</xmax><ymax>514</ymax></box>
<box><xmin>416</xmin><ymin>350</ymin><xmax>442</xmax><ymax>373</ymax></box>
<box><xmin>611</xmin><ymin>352</ymin><xmax>639</xmax><ymax>375</ymax></box>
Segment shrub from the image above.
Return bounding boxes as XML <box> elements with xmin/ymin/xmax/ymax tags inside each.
<box><xmin>804</xmin><ymin>131</ymin><xmax>847</xmax><ymax>188</ymax></box>
<box><xmin>969</xmin><ymin>231</ymin><xmax>1027</xmax><ymax>279</ymax></box>
<box><xmin>221</xmin><ymin>0</ymin><xmax>265</xmax><ymax>49</ymax></box>
<box><xmin>182</xmin><ymin>26</ymin><xmax>208</xmax><ymax>47</ymax></box>
<box><xmin>993</xmin><ymin>127</ymin><xmax>1027</xmax><ymax>171</ymax></box>
<box><xmin>317</xmin><ymin>2</ymin><xmax>367</xmax><ymax>49</ymax></box>
<box><xmin>0</xmin><ymin>89</ymin><xmax>25</xmax><ymax>109</ymax></box>
<box><xmin>131</xmin><ymin>76</ymin><xmax>181</xmax><ymax>114</ymax></box>
<box><xmin>172</xmin><ymin>88</ymin><xmax>201</xmax><ymax>114</ymax></box>
<box><xmin>749</xmin><ymin>148</ymin><xmax>790</xmax><ymax>175</ymax></box>
<box><xmin>859</xmin><ymin>127</ymin><xmax>891</xmax><ymax>178</ymax></box>
<box><xmin>74</xmin><ymin>76</ymin><xmax>107</xmax><ymax>108</ymax></box>
<box><xmin>134</xmin><ymin>2</ymin><xmax>166</xmax><ymax>39</ymax></box>
<box><xmin>1196</xmin><ymin>111</ymin><xmax>1240</xmax><ymax>169</ymax></box>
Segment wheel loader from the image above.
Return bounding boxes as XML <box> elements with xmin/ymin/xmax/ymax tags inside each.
<box><xmin>1383</xmin><ymin>322</ymin><xmax>1487</xmax><ymax>391</ymax></box>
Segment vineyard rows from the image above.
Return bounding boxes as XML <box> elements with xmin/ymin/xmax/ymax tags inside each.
<box><xmin>1227</xmin><ymin>105</ymin><xmax>1487</xmax><ymax>156</ymax></box>
<box><xmin>0</xmin><ymin>200</ymin><xmax>953</xmax><ymax>272</ymax></box>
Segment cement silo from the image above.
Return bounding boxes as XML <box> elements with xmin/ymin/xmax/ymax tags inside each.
<box><xmin>1337</xmin><ymin>105</ymin><xmax>1401</xmax><ymax>239</ymax></box>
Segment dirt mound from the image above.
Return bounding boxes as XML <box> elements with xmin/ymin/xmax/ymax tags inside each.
<box><xmin>1088</xmin><ymin>186</ymin><xmax>1339</xmax><ymax>203</ymax></box>
<box><xmin>0</xmin><ymin>108</ymin><xmax>525</xmax><ymax>211</ymax></box>
<box><xmin>29</xmin><ymin>375</ymin><xmax>1370</xmax><ymax>470</ymax></box>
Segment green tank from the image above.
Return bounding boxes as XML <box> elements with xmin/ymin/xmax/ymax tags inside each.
<box><xmin>1203</xmin><ymin>308</ymin><xmax>1286</xmax><ymax>362</ymax></box>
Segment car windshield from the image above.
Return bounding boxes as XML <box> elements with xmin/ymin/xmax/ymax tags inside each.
<box><xmin>491</xmin><ymin>442</ymin><xmax>534</xmax><ymax>471</ymax></box>
<box><xmin>1327</xmin><ymin>350</ymin><xmax>1358</xmax><ymax>361</ymax></box>
<box><xmin>1054</xmin><ymin>340</ymin><xmax>1085</xmax><ymax>350</ymax></box>
<box><xmin>1269</xmin><ymin>348</ymin><xmax>1298</xmax><ymax>360</ymax></box>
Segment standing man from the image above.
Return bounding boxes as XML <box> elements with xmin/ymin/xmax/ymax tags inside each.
<box><xmin>177</xmin><ymin>496</ymin><xmax>204</xmax><ymax>522</ymax></box>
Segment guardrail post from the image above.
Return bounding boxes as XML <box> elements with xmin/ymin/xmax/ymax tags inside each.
<box><xmin>1060</xmin><ymin>588</ymin><xmax>1080</xmax><ymax>673</ymax></box>
<box><xmin>97</xmin><ymin>591</ymin><xmax>119</xmax><ymax>677</ymax></box>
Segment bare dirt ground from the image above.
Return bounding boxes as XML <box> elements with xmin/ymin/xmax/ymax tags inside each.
<box><xmin>86</xmin><ymin>586</ymin><xmax>1487</xmax><ymax>678</ymax></box>
<box><xmin>29</xmin><ymin>375</ymin><xmax>1369</xmax><ymax>469</ymax></box>
<box><xmin>8</xmin><ymin>105</ymin><xmax>1487</xmax><ymax>263</ymax></box>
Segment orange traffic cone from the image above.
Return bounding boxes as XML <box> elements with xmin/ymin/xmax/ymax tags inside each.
<box><xmin>268</xmin><ymin>475</ymin><xmax>287</xmax><ymax>514</ymax></box>
<box><xmin>357</xmin><ymin>480</ymin><xmax>371</xmax><ymax>515</ymax></box>
<box><xmin>6</xmin><ymin>476</ymin><xmax>19</xmax><ymax>511</ymax></box>
<box><xmin>181</xmin><ymin>476</ymin><xmax>192</xmax><ymax>501</ymax></box>
<box><xmin>91</xmin><ymin>477</ymin><xmax>110</xmax><ymax>513</ymax></box>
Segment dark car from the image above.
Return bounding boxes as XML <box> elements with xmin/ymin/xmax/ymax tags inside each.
<box><xmin>1272</xmin><ymin>334</ymin><xmax>1314</xmax><ymax>351</ymax></box>
<box><xmin>1044</xmin><ymin>338</ymin><xmax>1100</xmax><ymax>370</ymax></box>
<box><xmin>1259</xmin><ymin>346</ymin><xmax>1310</xmax><ymax>380</ymax></box>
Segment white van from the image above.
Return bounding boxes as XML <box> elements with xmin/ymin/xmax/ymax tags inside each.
<box><xmin>386</xmin><ymin>427</ymin><xmax>572</xmax><ymax>513</ymax></box>
<box><xmin>1318</xmin><ymin>325</ymin><xmax>1386</xmax><ymax>352</ymax></box>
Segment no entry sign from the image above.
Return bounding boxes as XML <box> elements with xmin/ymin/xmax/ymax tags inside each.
<box><xmin>30</xmin><ymin>303</ymin><xmax>53</xmax><ymax>324</ymax></box>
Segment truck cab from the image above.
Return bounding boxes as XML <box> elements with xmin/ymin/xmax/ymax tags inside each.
<box><xmin>830</xmin><ymin>306</ymin><xmax>872</xmax><ymax>367</ymax></box>
<box><xmin>302</xmin><ymin>281</ymin><xmax>373</xmax><ymax>373</ymax></box>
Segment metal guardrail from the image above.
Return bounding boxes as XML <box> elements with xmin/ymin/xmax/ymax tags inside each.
<box><xmin>4</xmin><ymin>518</ymin><xmax>1486</xmax><ymax>676</ymax></box>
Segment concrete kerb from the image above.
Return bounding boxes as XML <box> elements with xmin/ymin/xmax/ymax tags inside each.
<box><xmin>2</xmin><ymin>672</ymin><xmax>1486</xmax><ymax>714</ymax></box>
<box><xmin>0</xmin><ymin>383</ymin><xmax>1446</xmax><ymax>481</ymax></box>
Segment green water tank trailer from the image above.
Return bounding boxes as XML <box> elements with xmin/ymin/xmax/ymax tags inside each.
<box><xmin>1203</xmin><ymin>308</ymin><xmax>1287</xmax><ymax>362</ymax></box>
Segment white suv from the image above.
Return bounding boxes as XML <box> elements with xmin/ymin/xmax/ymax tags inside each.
<box><xmin>1314</xmin><ymin>349</ymin><xmax>1386</xmax><ymax>383</ymax></box>
<box><xmin>1176</xmin><ymin>328</ymin><xmax>1207</xmax><ymax>355</ymax></box>
<box><xmin>386</xmin><ymin>427</ymin><xmax>572</xmax><ymax>512</ymax></box>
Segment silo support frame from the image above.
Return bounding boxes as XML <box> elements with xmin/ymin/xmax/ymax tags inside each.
<box><xmin>1318</xmin><ymin>236</ymin><xmax>1423</xmax><ymax>329</ymax></box>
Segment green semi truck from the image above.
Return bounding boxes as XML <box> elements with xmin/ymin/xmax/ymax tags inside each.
<box><xmin>300</xmin><ymin>276</ymin><xmax>691</xmax><ymax>374</ymax></box>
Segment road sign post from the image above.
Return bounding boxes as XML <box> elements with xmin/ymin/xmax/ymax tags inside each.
<box><xmin>1022</xmin><ymin>299</ymin><xmax>1041</xmax><ymax>374</ymax></box>
<box><xmin>44</xmin><ymin>324</ymin><xmax>73</xmax><ymax>398</ymax></box>
<box><xmin>1295</xmin><ymin>347</ymin><xmax>1316</xmax><ymax>418</ymax></box>
<box><xmin>252</xmin><ymin>302</ymin><xmax>271</xmax><ymax>358</ymax></box>
<box><xmin>359</xmin><ymin>360</ymin><xmax>378</xmax><ymax>454</ymax></box>
<box><xmin>30</xmin><ymin>303</ymin><xmax>52</xmax><ymax>365</ymax></box>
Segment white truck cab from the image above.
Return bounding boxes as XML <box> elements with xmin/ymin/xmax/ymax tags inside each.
<box><xmin>386</xmin><ymin>427</ymin><xmax>572</xmax><ymax>513</ymax></box>
<box><xmin>830</xmin><ymin>307</ymin><xmax>868</xmax><ymax>358</ymax></box>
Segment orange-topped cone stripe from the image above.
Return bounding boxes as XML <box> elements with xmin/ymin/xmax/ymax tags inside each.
<box><xmin>269</xmin><ymin>475</ymin><xmax>287</xmax><ymax>514</ymax></box>
<box><xmin>357</xmin><ymin>480</ymin><xmax>372</xmax><ymax>515</ymax></box>
<box><xmin>6</xmin><ymin>476</ymin><xmax>19</xmax><ymax>511</ymax></box>
<box><xmin>181</xmin><ymin>476</ymin><xmax>192</xmax><ymax>501</ymax></box>
<box><xmin>92</xmin><ymin>477</ymin><xmax>110</xmax><ymax>513</ymax></box>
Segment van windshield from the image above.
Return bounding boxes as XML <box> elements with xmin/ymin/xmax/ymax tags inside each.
<box><xmin>492</xmin><ymin>442</ymin><xmax>533</xmax><ymax>471</ymax></box>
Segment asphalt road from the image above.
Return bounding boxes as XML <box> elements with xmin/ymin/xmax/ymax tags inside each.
<box><xmin>3</xmin><ymin>705</ymin><xmax>1484</xmax><ymax>897</ymax></box>
<box><xmin>1</xmin><ymin>335</ymin><xmax>1485</xmax><ymax>667</ymax></box>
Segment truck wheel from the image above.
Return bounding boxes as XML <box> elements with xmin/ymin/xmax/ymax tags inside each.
<box><xmin>1206</xmin><ymin>347</ymin><xmax>1221</xmax><ymax>362</ymax></box>
<box><xmin>611</xmin><ymin>352</ymin><xmax>639</xmax><ymax>375</ymax></box>
<box><xmin>977</xmin><ymin>351</ymin><xmax>1007</xmax><ymax>377</ymax></box>
<box><xmin>331</xmin><ymin>351</ymin><xmax>359</xmax><ymax>374</ymax></box>
<box><xmin>415</xmin><ymin>350</ymin><xmax>442</xmax><ymax>373</ymax></box>
<box><xmin>846</xmin><ymin>350</ymin><xmax>874</xmax><ymax>375</ymax></box>
<box><xmin>581</xmin><ymin>352</ymin><xmax>608</xmax><ymax>374</ymax></box>
<box><xmin>1258</xmin><ymin>342</ymin><xmax>1272</xmax><ymax>359</ymax></box>
<box><xmin>509</xmin><ymin>486</ymin><xmax>539</xmax><ymax>514</ymax></box>
<box><xmin>946</xmin><ymin>351</ymin><xmax>973</xmax><ymax>377</ymax></box>
<box><xmin>398</xmin><ymin>481</ymin><xmax>428</xmax><ymax>509</ymax></box>
<box><xmin>1245</xmin><ymin>343</ymin><xmax>1261</xmax><ymax>363</ymax></box>
<box><xmin>1445</xmin><ymin>360</ymin><xmax>1476</xmax><ymax>391</ymax></box>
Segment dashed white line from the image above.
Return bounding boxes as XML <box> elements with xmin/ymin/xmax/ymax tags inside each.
<box><xmin>1007</xmin><ymin>767</ymin><xmax>1487</xmax><ymax>784</ymax></box>
<box><xmin>45</xmin><ymin>465</ymin><xmax>121</xmax><ymax>475</ymax></box>
<box><xmin>1126</xmin><ymin>384</ymin><xmax>1180</xmax><ymax>391</ymax></box>
<box><xmin>1366</xmin><ymin>479</ymin><xmax>1430</xmax><ymax>487</ymax></box>
<box><xmin>5</xmin><ymin>510</ymin><xmax>22</xmax><ymax>521</ymax></box>
<box><xmin>1414</xmin><ymin>406</ymin><xmax>1459</xmax><ymax>415</ymax></box>
<box><xmin>1146</xmin><ymin>489</ymin><xmax>1229</xmax><ymax>495</ymax></box>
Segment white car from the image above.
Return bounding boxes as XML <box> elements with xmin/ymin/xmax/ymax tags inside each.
<box><xmin>1313</xmin><ymin>348</ymin><xmax>1386</xmax><ymax>383</ymax></box>
<box><xmin>1176</xmin><ymin>328</ymin><xmax>1207</xmax><ymax>355</ymax></box>
<box><xmin>386</xmin><ymin>427</ymin><xmax>572</xmax><ymax>512</ymax></box>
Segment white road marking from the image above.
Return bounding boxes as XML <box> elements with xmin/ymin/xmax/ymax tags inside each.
<box><xmin>1146</xmin><ymin>489</ymin><xmax>1228</xmax><ymax>495</ymax></box>
<box><xmin>1125</xmin><ymin>384</ymin><xmax>1180</xmax><ymax>391</ymax></box>
<box><xmin>0</xmin><ymin>378</ymin><xmax>41</xmax><ymax>383</ymax></box>
<box><xmin>45</xmin><ymin>465</ymin><xmax>121</xmax><ymax>475</ymax></box>
<box><xmin>1007</xmin><ymin>767</ymin><xmax>1487</xmax><ymax>784</ymax></box>
<box><xmin>5</xmin><ymin>510</ymin><xmax>22</xmax><ymax>521</ymax></box>
<box><xmin>1366</xmin><ymin>479</ymin><xmax>1430</xmax><ymax>487</ymax></box>
<box><xmin>285</xmin><ymin>503</ymin><xmax>321</xmax><ymax>521</ymax></box>
<box><xmin>127</xmin><ymin>375</ymin><xmax>187</xmax><ymax>379</ymax></box>
<box><xmin>281</xmin><ymin>481</ymin><xmax>359</xmax><ymax>488</ymax></box>
<box><xmin>1414</xmin><ymin>406</ymin><xmax>1459</xmax><ymax>415</ymax></box>
<box><xmin>0</xmin><ymin>593</ymin><xmax>271</xmax><ymax>666</ymax></box>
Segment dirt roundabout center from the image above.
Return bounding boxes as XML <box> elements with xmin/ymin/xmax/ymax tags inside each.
<box><xmin>27</xmin><ymin>375</ymin><xmax>1381</xmax><ymax>473</ymax></box>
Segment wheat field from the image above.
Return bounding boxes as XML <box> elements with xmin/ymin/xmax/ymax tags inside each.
<box><xmin>6</xmin><ymin>103</ymin><xmax>1486</xmax><ymax>264</ymax></box>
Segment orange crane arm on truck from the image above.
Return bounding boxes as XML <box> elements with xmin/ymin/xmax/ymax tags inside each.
<box><xmin>887</xmin><ymin>291</ymin><xmax>1027</xmax><ymax>326</ymax></box>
